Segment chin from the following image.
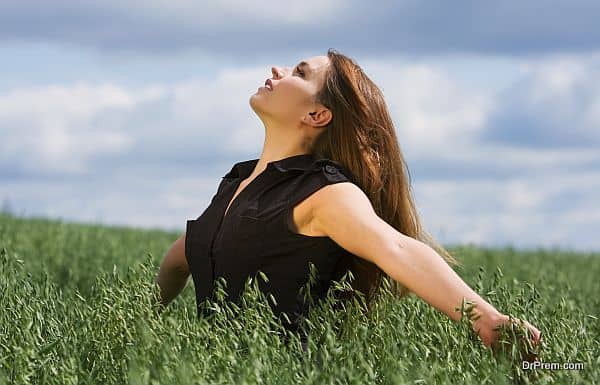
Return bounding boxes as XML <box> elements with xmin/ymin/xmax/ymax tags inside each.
<box><xmin>249</xmin><ymin>94</ymin><xmax>265</xmax><ymax>114</ymax></box>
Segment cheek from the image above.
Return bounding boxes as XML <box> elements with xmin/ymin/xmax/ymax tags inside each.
<box><xmin>279</xmin><ymin>81</ymin><xmax>308</xmax><ymax>98</ymax></box>
<box><xmin>276</xmin><ymin>84</ymin><xmax>311</xmax><ymax>109</ymax></box>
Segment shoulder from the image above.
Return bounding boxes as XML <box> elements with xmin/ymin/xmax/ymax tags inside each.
<box><xmin>310</xmin><ymin>182</ymin><xmax>370</xmax><ymax>216</ymax></box>
<box><xmin>310</xmin><ymin>182</ymin><xmax>395</xmax><ymax>264</ymax></box>
<box><xmin>299</xmin><ymin>157</ymin><xmax>361</xmax><ymax>216</ymax></box>
<box><xmin>309</xmin><ymin>181</ymin><xmax>371</xmax><ymax>234</ymax></box>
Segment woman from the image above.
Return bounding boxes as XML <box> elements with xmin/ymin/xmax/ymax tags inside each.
<box><xmin>156</xmin><ymin>49</ymin><xmax>542</xmax><ymax>352</ymax></box>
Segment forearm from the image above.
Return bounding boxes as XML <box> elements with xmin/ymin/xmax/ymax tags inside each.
<box><xmin>155</xmin><ymin>266</ymin><xmax>189</xmax><ymax>307</ymax></box>
<box><xmin>378</xmin><ymin>237</ymin><xmax>501</xmax><ymax>323</ymax></box>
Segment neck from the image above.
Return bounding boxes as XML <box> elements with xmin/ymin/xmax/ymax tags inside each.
<box><xmin>250</xmin><ymin>130</ymin><xmax>313</xmax><ymax>177</ymax></box>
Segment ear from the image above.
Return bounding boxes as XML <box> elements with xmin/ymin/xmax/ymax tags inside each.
<box><xmin>303</xmin><ymin>108</ymin><xmax>332</xmax><ymax>127</ymax></box>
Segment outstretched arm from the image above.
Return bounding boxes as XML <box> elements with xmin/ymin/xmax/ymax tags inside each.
<box><xmin>156</xmin><ymin>233</ymin><xmax>190</xmax><ymax>308</ymax></box>
<box><xmin>311</xmin><ymin>182</ymin><xmax>541</xmax><ymax>348</ymax></box>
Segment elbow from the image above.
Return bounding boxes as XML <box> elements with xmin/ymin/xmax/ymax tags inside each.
<box><xmin>168</xmin><ymin>263</ymin><xmax>190</xmax><ymax>278</ymax></box>
<box><xmin>158</xmin><ymin>259</ymin><xmax>190</xmax><ymax>282</ymax></box>
<box><xmin>172</xmin><ymin>259</ymin><xmax>190</xmax><ymax>276</ymax></box>
<box><xmin>374</xmin><ymin>236</ymin><xmax>426</xmax><ymax>281</ymax></box>
<box><xmin>385</xmin><ymin>233</ymin><xmax>423</xmax><ymax>262</ymax></box>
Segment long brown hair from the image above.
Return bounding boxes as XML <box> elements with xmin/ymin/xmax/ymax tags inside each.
<box><xmin>311</xmin><ymin>48</ymin><xmax>460</xmax><ymax>307</ymax></box>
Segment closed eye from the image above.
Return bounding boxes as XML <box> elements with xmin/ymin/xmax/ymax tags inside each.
<box><xmin>295</xmin><ymin>66</ymin><xmax>305</xmax><ymax>77</ymax></box>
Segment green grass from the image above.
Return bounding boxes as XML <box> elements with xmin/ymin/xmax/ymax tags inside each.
<box><xmin>0</xmin><ymin>212</ymin><xmax>598</xmax><ymax>384</ymax></box>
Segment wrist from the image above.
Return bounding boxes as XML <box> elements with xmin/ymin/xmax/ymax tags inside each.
<box><xmin>471</xmin><ymin>306</ymin><xmax>506</xmax><ymax>333</ymax></box>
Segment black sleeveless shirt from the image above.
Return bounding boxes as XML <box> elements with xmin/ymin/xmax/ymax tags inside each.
<box><xmin>184</xmin><ymin>153</ymin><xmax>357</xmax><ymax>332</ymax></box>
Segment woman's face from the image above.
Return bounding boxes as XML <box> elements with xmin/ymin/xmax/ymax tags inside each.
<box><xmin>250</xmin><ymin>55</ymin><xmax>330</xmax><ymax>128</ymax></box>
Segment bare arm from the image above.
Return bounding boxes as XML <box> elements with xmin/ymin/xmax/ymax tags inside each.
<box><xmin>156</xmin><ymin>232</ymin><xmax>190</xmax><ymax>308</ymax></box>
<box><xmin>311</xmin><ymin>182</ymin><xmax>541</xmax><ymax>348</ymax></box>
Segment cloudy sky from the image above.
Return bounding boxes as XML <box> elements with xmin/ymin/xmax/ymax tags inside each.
<box><xmin>1</xmin><ymin>1</ymin><xmax>599</xmax><ymax>252</ymax></box>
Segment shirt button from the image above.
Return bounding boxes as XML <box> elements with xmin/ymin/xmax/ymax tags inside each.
<box><xmin>324</xmin><ymin>165</ymin><xmax>337</xmax><ymax>174</ymax></box>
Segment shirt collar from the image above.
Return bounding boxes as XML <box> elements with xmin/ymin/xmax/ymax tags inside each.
<box><xmin>223</xmin><ymin>153</ymin><xmax>317</xmax><ymax>179</ymax></box>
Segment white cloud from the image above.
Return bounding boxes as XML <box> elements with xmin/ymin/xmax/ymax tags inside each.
<box><xmin>525</xmin><ymin>56</ymin><xmax>600</xmax><ymax>128</ymax></box>
<box><xmin>0</xmin><ymin>68</ymin><xmax>272</xmax><ymax>176</ymax></box>
<box><xmin>2</xmin><ymin>53</ymin><xmax>600</xmax><ymax>252</ymax></box>
<box><xmin>483</xmin><ymin>52</ymin><xmax>600</xmax><ymax>147</ymax></box>
<box><xmin>415</xmin><ymin>170</ymin><xmax>600</xmax><ymax>251</ymax></box>
<box><xmin>0</xmin><ymin>84</ymin><xmax>143</xmax><ymax>173</ymax></box>
<box><xmin>360</xmin><ymin>60</ymin><xmax>494</xmax><ymax>153</ymax></box>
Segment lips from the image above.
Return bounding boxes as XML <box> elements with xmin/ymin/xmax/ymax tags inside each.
<box><xmin>264</xmin><ymin>78</ymin><xmax>273</xmax><ymax>91</ymax></box>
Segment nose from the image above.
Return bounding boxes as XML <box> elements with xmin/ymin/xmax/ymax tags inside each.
<box><xmin>271</xmin><ymin>66</ymin><xmax>281</xmax><ymax>79</ymax></box>
<box><xmin>271</xmin><ymin>66</ymin><xmax>289</xmax><ymax>79</ymax></box>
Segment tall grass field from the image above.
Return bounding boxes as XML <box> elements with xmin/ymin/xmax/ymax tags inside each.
<box><xmin>1</xmin><ymin>212</ymin><xmax>598</xmax><ymax>384</ymax></box>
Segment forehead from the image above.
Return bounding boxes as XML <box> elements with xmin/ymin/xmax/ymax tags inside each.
<box><xmin>298</xmin><ymin>55</ymin><xmax>330</xmax><ymax>73</ymax></box>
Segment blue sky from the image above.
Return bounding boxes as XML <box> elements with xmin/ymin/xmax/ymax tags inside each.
<box><xmin>1</xmin><ymin>1</ymin><xmax>599</xmax><ymax>252</ymax></box>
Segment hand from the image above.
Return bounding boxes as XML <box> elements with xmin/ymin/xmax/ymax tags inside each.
<box><xmin>473</xmin><ymin>312</ymin><xmax>543</xmax><ymax>362</ymax></box>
